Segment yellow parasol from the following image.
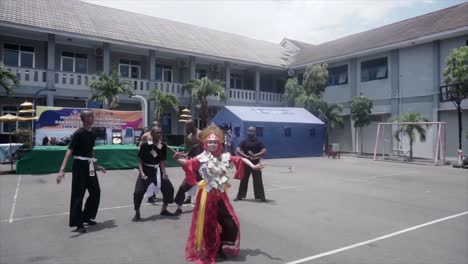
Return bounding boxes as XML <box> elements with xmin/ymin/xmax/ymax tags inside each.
<box><xmin>20</xmin><ymin>101</ymin><xmax>33</xmax><ymax>107</ymax></box>
<box><xmin>0</xmin><ymin>110</ymin><xmax>38</xmax><ymax>172</ymax></box>
<box><xmin>0</xmin><ymin>114</ymin><xmax>22</xmax><ymax>171</ymax></box>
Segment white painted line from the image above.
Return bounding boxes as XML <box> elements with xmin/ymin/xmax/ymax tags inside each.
<box><xmin>3</xmin><ymin>204</ymin><xmax>135</xmax><ymax>223</ymax></box>
<box><xmin>8</xmin><ymin>175</ymin><xmax>21</xmax><ymax>223</ymax></box>
<box><xmin>266</xmin><ymin>186</ymin><xmax>298</xmax><ymax>192</ymax></box>
<box><xmin>371</xmin><ymin>171</ymin><xmax>418</xmax><ymax>178</ymax></box>
<box><xmin>270</xmin><ymin>184</ymin><xmax>285</xmax><ymax>188</ymax></box>
<box><xmin>285</xmin><ymin>211</ymin><xmax>468</xmax><ymax>264</ymax></box>
<box><xmin>2</xmin><ymin>202</ymin><xmax>193</xmax><ymax>223</ymax></box>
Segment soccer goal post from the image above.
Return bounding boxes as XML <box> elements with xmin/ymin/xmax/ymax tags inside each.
<box><xmin>373</xmin><ymin>122</ymin><xmax>447</xmax><ymax>165</ymax></box>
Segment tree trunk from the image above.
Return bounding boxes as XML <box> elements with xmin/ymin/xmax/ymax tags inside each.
<box><xmin>354</xmin><ymin>127</ymin><xmax>357</xmax><ymax>154</ymax></box>
<box><xmin>200</xmin><ymin>100</ymin><xmax>208</xmax><ymax>129</ymax></box>
<box><xmin>359</xmin><ymin>127</ymin><xmax>364</xmax><ymax>155</ymax></box>
<box><xmin>106</xmin><ymin>98</ymin><xmax>113</xmax><ymax>110</ymax></box>
<box><xmin>409</xmin><ymin>139</ymin><xmax>413</xmax><ymax>161</ymax></box>
<box><xmin>325</xmin><ymin>127</ymin><xmax>330</xmax><ymax>155</ymax></box>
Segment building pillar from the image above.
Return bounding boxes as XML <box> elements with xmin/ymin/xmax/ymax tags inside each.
<box><xmin>390</xmin><ymin>50</ymin><xmax>400</xmax><ymax>151</ymax></box>
<box><xmin>46</xmin><ymin>34</ymin><xmax>56</xmax><ymax>106</ymax></box>
<box><xmin>188</xmin><ymin>56</ymin><xmax>197</xmax><ymax>117</ymax></box>
<box><xmin>46</xmin><ymin>34</ymin><xmax>55</xmax><ymax>92</ymax></box>
<box><xmin>46</xmin><ymin>94</ymin><xmax>54</xmax><ymax>106</ymax></box>
<box><xmin>432</xmin><ymin>40</ymin><xmax>441</xmax><ymax>158</ymax></box>
<box><xmin>103</xmin><ymin>42</ymin><xmax>110</xmax><ymax>75</ymax></box>
<box><xmin>225</xmin><ymin>61</ymin><xmax>231</xmax><ymax>102</ymax></box>
<box><xmin>432</xmin><ymin>41</ymin><xmax>440</xmax><ymax>122</ymax></box>
<box><xmin>390</xmin><ymin>50</ymin><xmax>400</xmax><ymax>117</ymax></box>
<box><xmin>189</xmin><ymin>56</ymin><xmax>196</xmax><ymax>80</ymax></box>
<box><xmin>255</xmin><ymin>68</ymin><xmax>260</xmax><ymax>104</ymax></box>
<box><xmin>149</xmin><ymin>50</ymin><xmax>156</xmax><ymax>81</ymax></box>
<box><xmin>349</xmin><ymin>59</ymin><xmax>357</xmax><ymax>152</ymax></box>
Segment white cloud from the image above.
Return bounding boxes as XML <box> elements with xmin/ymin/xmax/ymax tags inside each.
<box><xmin>82</xmin><ymin>0</ymin><xmax>450</xmax><ymax>44</ymax></box>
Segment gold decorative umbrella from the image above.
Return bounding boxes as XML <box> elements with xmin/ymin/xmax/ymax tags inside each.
<box><xmin>179</xmin><ymin>108</ymin><xmax>192</xmax><ymax>123</ymax></box>
<box><xmin>0</xmin><ymin>114</ymin><xmax>21</xmax><ymax>171</ymax></box>
<box><xmin>0</xmin><ymin>101</ymin><xmax>38</xmax><ymax>172</ymax></box>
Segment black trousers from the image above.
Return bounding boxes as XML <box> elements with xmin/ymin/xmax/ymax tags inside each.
<box><xmin>174</xmin><ymin>179</ymin><xmax>194</xmax><ymax>206</ymax></box>
<box><xmin>69</xmin><ymin>160</ymin><xmax>101</xmax><ymax>227</ymax></box>
<box><xmin>218</xmin><ymin>199</ymin><xmax>238</xmax><ymax>244</ymax></box>
<box><xmin>174</xmin><ymin>171</ymin><xmax>201</xmax><ymax>205</ymax></box>
<box><xmin>236</xmin><ymin>166</ymin><xmax>265</xmax><ymax>199</ymax></box>
<box><xmin>133</xmin><ymin>167</ymin><xmax>174</xmax><ymax>211</ymax></box>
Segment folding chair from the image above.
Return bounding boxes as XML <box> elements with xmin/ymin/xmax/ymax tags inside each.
<box><xmin>133</xmin><ymin>128</ymin><xmax>143</xmax><ymax>145</ymax></box>
<box><xmin>94</xmin><ymin>127</ymin><xmax>107</xmax><ymax>145</ymax></box>
<box><xmin>123</xmin><ymin>127</ymin><xmax>134</xmax><ymax>144</ymax></box>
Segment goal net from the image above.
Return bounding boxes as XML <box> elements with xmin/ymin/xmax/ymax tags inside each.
<box><xmin>373</xmin><ymin>122</ymin><xmax>447</xmax><ymax>165</ymax></box>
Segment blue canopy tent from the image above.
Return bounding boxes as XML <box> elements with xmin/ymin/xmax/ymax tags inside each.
<box><xmin>211</xmin><ymin>106</ymin><xmax>324</xmax><ymax>158</ymax></box>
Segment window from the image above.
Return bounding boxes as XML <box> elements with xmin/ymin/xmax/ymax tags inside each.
<box><xmin>309</xmin><ymin>128</ymin><xmax>316</xmax><ymax>136</ymax></box>
<box><xmin>161</xmin><ymin>112</ymin><xmax>171</xmax><ymax>135</ymax></box>
<box><xmin>297</xmin><ymin>73</ymin><xmax>304</xmax><ymax>85</ymax></box>
<box><xmin>196</xmin><ymin>69</ymin><xmax>207</xmax><ymax>79</ymax></box>
<box><xmin>284</xmin><ymin>127</ymin><xmax>291</xmax><ymax>137</ymax></box>
<box><xmin>230</xmin><ymin>74</ymin><xmax>242</xmax><ymax>89</ymax></box>
<box><xmin>155</xmin><ymin>64</ymin><xmax>173</xmax><ymax>82</ymax></box>
<box><xmin>119</xmin><ymin>59</ymin><xmax>140</xmax><ymax>78</ymax></box>
<box><xmin>234</xmin><ymin>127</ymin><xmax>240</xmax><ymax>137</ymax></box>
<box><xmin>361</xmin><ymin>57</ymin><xmax>388</xmax><ymax>82</ymax></box>
<box><xmin>328</xmin><ymin>65</ymin><xmax>348</xmax><ymax>86</ymax></box>
<box><xmin>3</xmin><ymin>44</ymin><xmax>35</xmax><ymax>68</ymax></box>
<box><xmin>256</xmin><ymin>127</ymin><xmax>264</xmax><ymax>137</ymax></box>
<box><xmin>61</xmin><ymin>52</ymin><xmax>88</xmax><ymax>73</ymax></box>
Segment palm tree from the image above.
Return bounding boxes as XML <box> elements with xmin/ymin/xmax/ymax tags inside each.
<box><xmin>148</xmin><ymin>89</ymin><xmax>179</xmax><ymax>122</ymax></box>
<box><xmin>317</xmin><ymin>102</ymin><xmax>344</xmax><ymax>154</ymax></box>
<box><xmin>0</xmin><ymin>63</ymin><xmax>18</xmax><ymax>95</ymax></box>
<box><xmin>393</xmin><ymin>112</ymin><xmax>429</xmax><ymax>161</ymax></box>
<box><xmin>182</xmin><ymin>77</ymin><xmax>226</xmax><ymax>128</ymax></box>
<box><xmin>89</xmin><ymin>71</ymin><xmax>133</xmax><ymax>109</ymax></box>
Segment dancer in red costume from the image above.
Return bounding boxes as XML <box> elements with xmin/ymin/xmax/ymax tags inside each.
<box><xmin>173</xmin><ymin>124</ymin><xmax>263</xmax><ymax>264</ymax></box>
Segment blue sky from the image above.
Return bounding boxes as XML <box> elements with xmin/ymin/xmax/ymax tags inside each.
<box><xmin>83</xmin><ymin>0</ymin><xmax>467</xmax><ymax>44</ymax></box>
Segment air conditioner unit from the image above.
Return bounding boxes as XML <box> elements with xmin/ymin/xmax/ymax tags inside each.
<box><xmin>95</xmin><ymin>47</ymin><xmax>104</xmax><ymax>56</ymax></box>
<box><xmin>287</xmin><ymin>69</ymin><xmax>295</xmax><ymax>77</ymax></box>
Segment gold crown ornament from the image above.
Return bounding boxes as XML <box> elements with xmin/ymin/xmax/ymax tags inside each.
<box><xmin>200</xmin><ymin>123</ymin><xmax>224</xmax><ymax>143</ymax></box>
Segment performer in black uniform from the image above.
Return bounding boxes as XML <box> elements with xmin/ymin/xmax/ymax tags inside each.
<box><xmin>173</xmin><ymin>120</ymin><xmax>204</xmax><ymax>215</ymax></box>
<box><xmin>132</xmin><ymin>125</ymin><xmax>176</xmax><ymax>221</ymax></box>
<box><xmin>234</xmin><ymin>126</ymin><xmax>267</xmax><ymax>202</ymax></box>
<box><xmin>57</xmin><ymin>110</ymin><xmax>106</xmax><ymax>233</ymax></box>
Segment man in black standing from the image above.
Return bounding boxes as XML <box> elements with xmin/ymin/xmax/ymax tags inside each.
<box><xmin>132</xmin><ymin>125</ymin><xmax>176</xmax><ymax>221</ymax></box>
<box><xmin>57</xmin><ymin>110</ymin><xmax>106</xmax><ymax>233</ymax></box>
<box><xmin>234</xmin><ymin>126</ymin><xmax>267</xmax><ymax>202</ymax></box>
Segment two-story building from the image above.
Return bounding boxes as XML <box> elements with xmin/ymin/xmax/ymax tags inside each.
<box><xmin>1</xmin><ymin>0</ymin><xmax>467</xmax><ymax>158</ymax></box>
<box><xmin>0</xmin><ymin>0</ymin><xmax>288</xmax><ymax>139</ymax></box>
<box><xmin>285</xmin><ymin>3</ymin><xmax>468</xmax><ymax>159</ymax></box>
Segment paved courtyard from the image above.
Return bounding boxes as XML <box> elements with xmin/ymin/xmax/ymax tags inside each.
<box><xmin>0</xmin><ymin>156</ymin><xmax>467</xmax><ymax>264</ymax></box>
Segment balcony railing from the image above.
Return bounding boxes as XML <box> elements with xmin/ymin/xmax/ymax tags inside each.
<box><xmin>5</xmin><ymin>67</ymin><xmax>47</xmax><ymax>87</ymax></box>
<box><xmin>153</xmin><ymin>81</ymin><xmax>186</xmax><ymax>97</ymax></box>
<box><xmin>5</xmin><ymin>67</ymin><xmax>283</xmax><ymax>105</ymax></box>
<box><xmin>229</xmin><ymin>89</ymin><xmax>283</xmax><ymax>105</ymax></box>
<box><xmin>259</xmin><ymin>91</ymin><xmax>283</xmax><ymax>105</ymax></box>
<box><xmin>122</xmin><ymin>77</ymin><xmax>151</xmax><ymax>94</ymax></box>
<box><xmin>55</xmin><ymin>72</ymin><xmax>98</xmax><ymax>90</ymax></box>
<box><xmin>229</xmin><ymin>89</ymin><xmax>256</xmax><ymax>103</ymax></box>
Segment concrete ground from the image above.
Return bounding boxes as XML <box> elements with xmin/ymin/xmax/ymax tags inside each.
<box><xmin>0</xmin><ymin>156</ymin><xmax>467</xmax><ymax>264</ymax></box>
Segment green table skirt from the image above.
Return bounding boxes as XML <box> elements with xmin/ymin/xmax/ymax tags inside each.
<box><xmin>16</xmin><ymin>144</ymin><xmax>186</xmax><ymax>175</ymax></box>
